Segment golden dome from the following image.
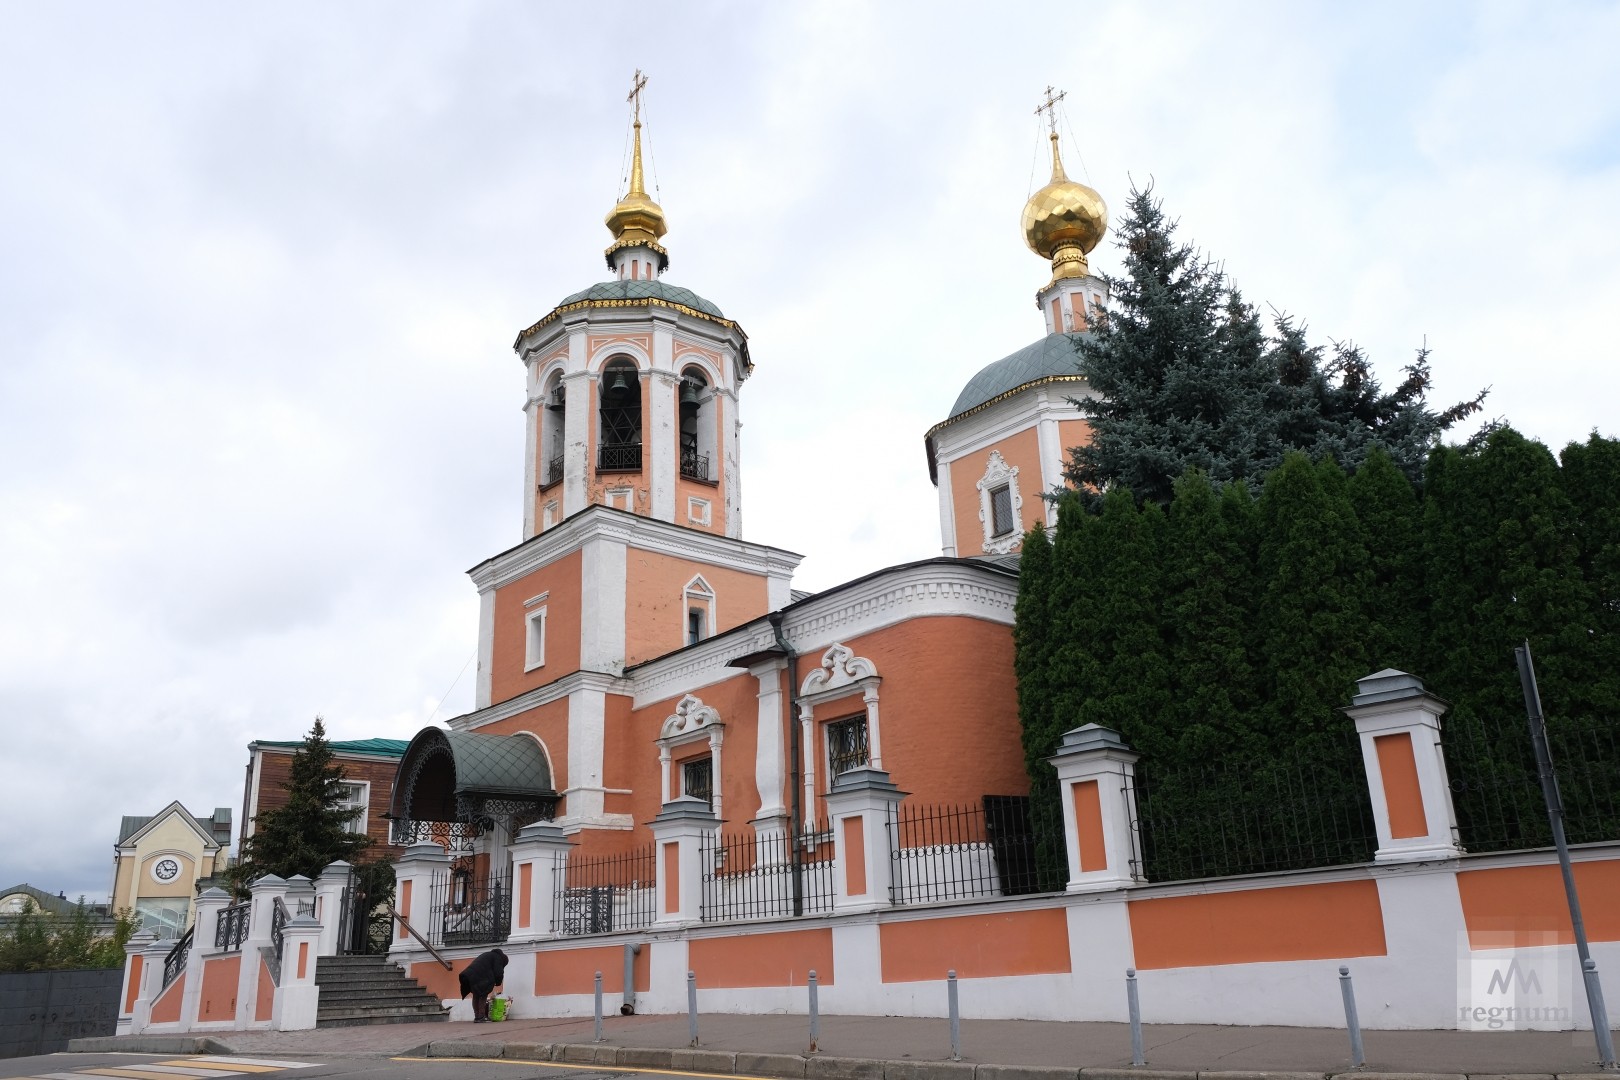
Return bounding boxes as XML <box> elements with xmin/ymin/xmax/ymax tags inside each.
<box><xmin>605</xmin><ymin>120</ymin><xmax>668</xmax><ymax>254</ymax></box>
<box><xmin>1021</xmin><ymin>133</ymin><xmax>1107</xmax><ymax>280</ymax></box>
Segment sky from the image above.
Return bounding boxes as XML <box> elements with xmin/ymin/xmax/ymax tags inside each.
<box><xmin>2</xmin><ymin>2</ymin><xmax>1617</xmax><ymax>903</ymax></box>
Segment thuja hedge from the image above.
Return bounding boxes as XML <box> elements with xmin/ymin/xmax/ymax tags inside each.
<box><xmin>1017</xmin><ymin>429</ymin><xmax>1620</xmax><ymax>882</ymax></box>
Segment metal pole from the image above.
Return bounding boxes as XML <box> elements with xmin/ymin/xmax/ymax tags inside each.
<box><xmin>593</xmin><ymin>970</ymin><xmax>603</xmax><ymax>1043</ymax></box>
<box><xmin>623</xmin><ymin>942</ymin><xmax>639</xmax><ymax>1015</ymax></box>
<box><xmin>687</xmin><ymin>970</ymin><xmax>699</xmax><ymax>1047</ymax></box>
<box><xmin>1339</xmin><ymin>966</ymin><xmax>1365</xmax><ymax>1068</ymax></box>
<box><xmin>808</xmin><ymin>970</ymin><xmax>820</xmax><ymax>1053</ymax></box>
<box><xmin>947</xmin><ymin>969</ymin><xmax>961</xmax><ymax>1061</ymax></box>
<box><xmin>1516</xmin><ymin>643</ymin><xmax>1617</xmax><ymax>1069</ymax></box>
<box><xmin>1126</xmin><ymin>968</ymin><xmax>1144</xmax><ymax>1067</ymax></box>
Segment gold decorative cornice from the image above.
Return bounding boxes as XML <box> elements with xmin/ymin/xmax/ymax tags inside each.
<box><xmin>514</xmin><ymin>297</ymin><xmax>753</xmax><ymax>373</ymax></box>
<box><xmin>924</xmin><ymin>373</ymin><xmax>1087</xmax><ymax>442</ymax></box>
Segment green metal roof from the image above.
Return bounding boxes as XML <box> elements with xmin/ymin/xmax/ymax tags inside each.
<box><xmin>441</xmin><ymin>731</ymin><xmax>554</xmax><ymax>795</ymax></box>
<box><xmin>256</xmin><ymin>737</ymin><xmax>410</xmax><ymax>757</ymax></box>
<box><xmin>948</xmin><ymin>333</ymin><xmax>1088</xmax><ymax>418</ymax></box>
<box><xmin>559</xmin><ymin>279</ymin><xmax>725</xmax><ymax>319</ymax></box>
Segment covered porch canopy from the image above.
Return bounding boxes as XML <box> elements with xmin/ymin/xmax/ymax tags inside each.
<box><xmin>388</xmin><ymin>728</ymin><xmax>558</xmax><ymax>847</ymax></box>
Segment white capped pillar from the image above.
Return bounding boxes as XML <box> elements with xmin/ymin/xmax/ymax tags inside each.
<box><xmin>508</xmin><ymin>821</ymin><xmax>573</xmax><ymax>942</ymax></box>
<box><xmin>1048</xmin><ymin>724</ymin><xmax>1143</xmax><ymax>893</ymax></box>
<box><xmin>1342</xmin><ymin>669</ymin><xmax>1461</xmax><ymax>863</ymax></box>
<box><xmin>650</xmin><ymin>796</ymin><xmax>719</xmax><ymax>926</ymax></box>
<box><xmin>825</xmin><ymin>767</ymin><xmax>907</xmax><ymax>913</ymax></box>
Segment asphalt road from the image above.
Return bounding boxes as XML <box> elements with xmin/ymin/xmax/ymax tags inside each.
<box><xmin>0</xmin><ymin>1053</ymin><xmax>668</xmax><ymax>1080</ymax></box>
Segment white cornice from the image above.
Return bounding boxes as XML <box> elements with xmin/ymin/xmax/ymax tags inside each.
<box><xmin>467</xmin><ymin>505</ymin><xmax>804</xmax><ymax>593</ymax></box>
<box><xmin>452</xmin><ymin>669</ymin><xmax>631</xmax><ymax>732</ymax></box>
<box><xmin>517</xmin><ymin>304</ymin><xmax>747</xmax><ymax>368</ymax></box>
<box><xmin>934</xmin><ymin>384</ymin><xmax>1094</xmax><ymax>462</ymax></box>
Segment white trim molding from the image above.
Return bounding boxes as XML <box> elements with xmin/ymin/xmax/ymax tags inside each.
<box><xmin>658</xmin><ymin>694</ymin><xmax>726</xmax><ymax>820</ymax></box>
<box><xmin>797</xmin><ymin>644</ymin><xmax>884</xmax><ymax>812</ymax></box>
<box><xmin>976</xmin><ymin>450</ymin><xmax>1023</xmax><ymax>555</ymax></box>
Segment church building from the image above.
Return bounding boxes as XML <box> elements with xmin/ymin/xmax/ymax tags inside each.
<box><xmin>387</xmin><ymin>81</ymin><xmax>1110</xmax><ymax>906</ymax></box>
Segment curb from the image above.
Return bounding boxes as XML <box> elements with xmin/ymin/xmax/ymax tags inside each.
<box><xmin>66</xmin><ymin>1035</ymin><xmax>235</xmax><ymax>1055</ymax></box>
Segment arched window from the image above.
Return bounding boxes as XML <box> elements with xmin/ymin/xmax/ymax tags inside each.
<box><xmin>679</xmin><ymin>365</ymin><xmax>715</xmax><ymax>482</ymax></box>
<box><xmin>541</xmin><ymin>371</ymin><xmax>565</xmax><ymax>489</ymax></box>
<box><xmin>598</xmin><ymin>359</ymin><xmax>642</xmax><ymax>472</ymax></box>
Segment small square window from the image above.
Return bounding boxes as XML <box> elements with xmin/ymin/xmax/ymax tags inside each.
<box><xmin>827</xmin><ymin>716</ymin><xmax>869</xmax><ymax>778</ymax></box>
<box><xmin>525</xmin><ymin>607</ymin><xmax>547</xmax><ymax>671</ymax></box>
<box><xmin>990</xmin><ymin>484</ymin><xmax>1014</xmax><ymax>537</ymax></box>
<box><xmin>682</xmin><ymin>757</ymin><xmax>713</xmax><ymax>805</ymax></box>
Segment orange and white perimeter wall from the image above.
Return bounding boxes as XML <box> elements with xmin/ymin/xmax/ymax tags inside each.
<box><xmin>405</xmin><ymin>845</ymin><xmax>1620</xmax><ymax>1032</ymax></box>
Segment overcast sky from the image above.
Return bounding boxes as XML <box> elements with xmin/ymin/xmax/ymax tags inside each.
<box><xmin>3</xmin><ymin>2</ymin><xmax>1617</xmax><ymax>903</ymax></box>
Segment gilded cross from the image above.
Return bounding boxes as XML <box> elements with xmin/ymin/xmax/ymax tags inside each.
<box><xmin>627</xmin><ymin>69</ymin><xmax>649</xmax><ymax>124</ymax></box>
<box><xmin>1035</xmin><ymin>85</ymin><xmax>1067</xmax><ymax>135</ymax></box>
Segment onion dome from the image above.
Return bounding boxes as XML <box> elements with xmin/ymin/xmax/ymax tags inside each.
<box><xmin>604</xmin><ymin>118</ymin><xmax>670</xmax><ymax>272</ymax></box>
<box><xmin>1021</xmin><ymin>132</ymin><xmax>1107</xmax><ymax>282</ymax></box>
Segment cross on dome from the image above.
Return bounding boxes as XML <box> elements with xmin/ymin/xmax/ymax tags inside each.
<box><xmin>1034</xmin><ymin>85</ymin><xmax>1067</xmax><ymax>135</ymax></box>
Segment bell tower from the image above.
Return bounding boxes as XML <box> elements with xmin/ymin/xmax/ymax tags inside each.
<box><xmin>514</xmin><ymin>72</ymin><xmax>750</xmax><ymax>542</ymax></box>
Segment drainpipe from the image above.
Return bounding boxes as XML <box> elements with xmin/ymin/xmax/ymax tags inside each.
<box><xmin>622</xmin><ymin>942</ymin><xmax>640</xmax><ymax>1015</ymax></box>
<box><xmin>768</xmin><ymin>611</ymin><xmax>804</xmax><ymax>916</ymax></box>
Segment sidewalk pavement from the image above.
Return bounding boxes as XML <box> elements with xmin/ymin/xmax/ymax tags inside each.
<box><xmin>72</xmin><ymin>1012</ymin><xmax>1620</xmax><ymax>1079</ymax></box>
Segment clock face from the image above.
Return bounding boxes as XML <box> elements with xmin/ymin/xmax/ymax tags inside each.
<box><xmin>153</xmin><ymin>858</ymin><xmax>181</xmax><ymax>883</ymax></box>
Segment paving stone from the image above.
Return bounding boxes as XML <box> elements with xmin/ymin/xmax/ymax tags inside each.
<box><xmin>735</xmin><ymin>1051</ymin><xmax>809</xmax><ymax>1077</ymax></box>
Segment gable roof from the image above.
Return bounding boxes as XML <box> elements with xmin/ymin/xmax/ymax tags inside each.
<box><xmin>114</xmin><ymin>800</ymin><xmax>223</xmax><ymax>851</ymax></box>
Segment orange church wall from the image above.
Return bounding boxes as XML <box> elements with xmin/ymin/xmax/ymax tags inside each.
<box><xmin>196</xmin><ymin>953</ymin><xmax>239</xmax><ymax>1022</ymax></box>
<box><xmin>255</xmin><ymin>955</ymin><xmax>275</xmax><ymax>1022</ymax></box>
<box><xmin>536</xmin><ymin>942</ymin><xmax>652</xmax><ymax>995</ymax></box>
<box><xmin>880</xmin><ymin>908</ymin><xmax>1069</xmax><ymax>982</ymax></box>
<box><xmin>620</xmin><ymin>674</ymin><xmax>762</xmax><ymax>837</ymax></box>
<box><xmin>150</xmin><ymin>971</ymin><xmax>184</xmax><ymax>1024</ymax></box>
<box><xmin>412</xmin><ymin>957</ymin><xmax>473</xmax><ymax>1002</ymax></box>
<box><xmin>474</xmin><ymin>698</ymin><xmax>572</xmax><ymax>796</ymax></box>
<box><xmin>1057</xmin><ymin>418</ymin><xmax>1092</xmax><ymax>458</ymax></box>
<box><xmin>807</xmin><ymin>617</ymin><xmax>1024</xmax><ymax>806</ymax></box>
<box><xmin>947</xmin><ymin>427</ymin><xmax>1045</xmax><ymax>556</ymax></box>
<box><xmin>490</xmin><ymin>550</ymin><xmax>583</xmax><ymax>703</ymax></box>
<box><xmin>1456</xmin><ymin>859</ymin><xmax>1620</xmax><ymax>949</ymax></box>
<box><xmin>623</xmin><ymin>549</ymin><xmax>770</xmax><ymax>667</ymax></box>
<box><xmin>1127</xmin><ymin>880</ymin><xmax>1388</xmax><ymax>970</ymax></box>
<box><xmin>690</xmin><ymin>928</ymin><xmax>834</xmax><ymax>988</ymax></box>
<box><xmin>676</xmin><ymin>474</ymin><xmax>725</xmax><ymax>535</ymax></box>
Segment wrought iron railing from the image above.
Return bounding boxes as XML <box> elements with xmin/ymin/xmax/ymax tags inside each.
<box><xmin>215</xmin><ymin>901</ymin><xmax>250</xmax><ymax>951</ymax></box>
<box><xmin>161</xmin><ymin>925</ymin><xmax>193</xmax><ymax>990</ymax></box>
<box><xmin>680</xmin><ymin>447</ymin><xmax>710</xmax><ymax>481</ymax></box>
<box><xmin>552</xmin><ymin>845</ymin><xmax>657</xmax><ymax>937</ymax></box>
<box><xmin>270</xmin><ymin>897</ymin><xmax>289</xmax><ymax>974</ymax></box>
<box><xmin>597</xmin><ymin>441</ymin><xmax>642</xmax><ymax>472</ymax></box>
<box><xmin>544</xmin><ymin>455</ymin><xmax>564</xmax><ymax>487</ymax></box>
<box><xmin>390</xmin><ymin>818</ymin><xmax>482</xmax><ymax>851</ymax></box>
<box><xmin>431</xmin><ymin>870</ymin><xmax>512</xmax><ymax>948</ymax></box>
<box><xmin>700</xmin><ymin>821</ymin><xmax>836</xmax><ymax>923</ymax></box>
<box><xmin>887</xmin><ymin>796</ymin><xmax>1058</xmax><ymax>905</ymax></box>
<box><xmin>1126</xmin><ymin>736</ymin><xmax>1377</xmax><ymax>881</ymax></box>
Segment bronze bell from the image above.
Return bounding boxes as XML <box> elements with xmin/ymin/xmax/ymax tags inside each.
<box><xmin>545</xmin><ymin>386</ymin><xmax>566</xmax><ymax>411</ymax></box>
<box><xmin>607</xmin><ymin>371</ymin><xmax>633</xmax><ymax>396</ymax></box>
<box><xmin>679</xmin><ymin>379</ymin><xmax>703</xmax><ymax>417</ymax></box>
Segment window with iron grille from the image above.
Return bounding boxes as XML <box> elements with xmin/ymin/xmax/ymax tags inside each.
<box><xmin>682</xmin><ymin>756</ymin><xmax>713</xmax><ymax>805</ymax></box>
<box><xmin>827</xmin><ymin>716</ymin><xmax>869</xmax><ymax>778</ymax></box>
<box><xmin>598</xmin><ymin>361</ymin><xmax>642</xmax><ymax>471</ymax></box>
<box><xmin>990</xmin><ymin>483</ymin><xmax>1014</xmax><ymax>536</ymax></box>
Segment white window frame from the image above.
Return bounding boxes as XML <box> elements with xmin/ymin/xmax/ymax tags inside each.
<box><xmin>333</xmin><ymin>780</ymin><xmax>371</xmax><ymax>836</ymax></box>
<box><xmin>524</xmin><ymin>606</ymin><xmax>548</xmax><ymax>671</ymax></box>
<box><xmin>682</xmin><ymin>574</ymin><xmax>716</xmax><ymax>645</ymax></box>
<box><xmin>687</xmin><ymin>496</ymin><xmax>711</xmax><ymax>526</ymax></box>
<box><xmin>976</xmin><ymin>449</ymin><xmax>1023</xmax><ymax>555</ymax></box>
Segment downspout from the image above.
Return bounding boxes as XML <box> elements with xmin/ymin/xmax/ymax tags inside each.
<box><xmin>768</xmin><ymin>610</ymin><xmax>804</xmax><ymax>916</ymax></box>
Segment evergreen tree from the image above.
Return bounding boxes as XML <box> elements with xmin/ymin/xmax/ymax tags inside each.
<box><xmin>1254</xmin><ymin>454</ymin><xmax>1373</xmax><ymax>744</ymax></box>
<box><xmin>1161</xmin><ymin>472</ymin><xmax>1260</xmax><ymax>759</ymax></box>
<box><xmin>1067</xmin><ymin>185</ymin><xmax>1485</xmax><ymax>504</ymax></box>
<box><xmin>233</xmin><ymin>717</ymin><xmax>371</xmax><ymax>889</ymax></box>
<box><xmin>1346</xmin><ymin>448</ymin><xmax>1425</xmax><ymax>674</ymax></box>
<box><xmin>1560</xmin><ymin>433</ymin><xmax>1620</xmax><ymax>659</ymax></box>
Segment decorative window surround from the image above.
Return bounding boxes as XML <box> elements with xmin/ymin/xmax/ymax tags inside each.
<box><xmin>976</xmin><ymin>450</ymin><xmax>1023</xmax><ymax>554</ymax></box>
<box><xmin>687</xmin><ymin>497</ymin><xmax>711</xmax><ymax>526</ymax></box>
<box><xmin>797</xmin><ymin>644</ymin><xmax>883</xmax><ymax>809</ymax></box>
<box><xmin>524</xmin><ymin>607</ymin><xmax>547</xmax><ymax>671</ymax></box>
<box><xmin>683</xmin><ymin>574</ymin><xmax>716</xmax><ymax>645</ymax></box>
<box><xmin>658</xmin><ymin>694</ymin><xmax>725</xmax><ymax>821</ymax></box>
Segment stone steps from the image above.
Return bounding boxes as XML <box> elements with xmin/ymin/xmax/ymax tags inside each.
<box><xmin>314</xmin><ymin>955</ymin><xmax>448</xmax><ymax>1028</ymax></box>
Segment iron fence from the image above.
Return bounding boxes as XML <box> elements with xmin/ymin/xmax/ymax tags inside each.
<box><xmin>888</xmin><ymin>795</ymin><xmax>1063</xmax><ymax>904</ymax></box>
<box><xmin>552</xmin><ymin>845</ymin><xmax>657</xmax><ymax>937</ymax></box>
<box><xmin>270</xmin><ymin>898</ymin><xmax>289</xmax><ymax>976</ymax></box>
<box><xmin>161</xmin><ymin>925</ymin><xmax>192</xmax><ymax>990</ymax></box>
<box><xmin>597</xmin><ymin>442</ymin><xmax>642</xmax><ymax>472</ymax></box>
<box><xmin>700</xmin><ymin>820</ymin><xmax>836</xmax><ymax>922</ymax></box>
<box><xmin>1127</xmin><ymin>736</ymin><xmax>1378</xmax><ymax>882</ymax></box>
<box><xmin>214</xmin><ymin>901</ymin><xmax>249</xmax><ymax>951</ymax></box>
<box><xmin>680</xmin><ymin>448</ymin><xmax>710</xmax><ymax>481</ymax></box>
<box><xmin>430</xmin><ymin>868</ymin><xmax>512</xmax><ymax>949</ymax></box>
<box><xmin>1445</xmin><ymin>707</ymin><xmax>1620</xmax><ymax>853</ymax></box>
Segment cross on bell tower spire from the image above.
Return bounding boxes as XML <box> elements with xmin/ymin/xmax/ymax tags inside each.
<box><xmin>1035</xmin><ymin>85</ymin><xmax>1067</xmax><ymax>136</ymax></box>
<box><xmin>627</xmin><ymin>68</ymin><xmax>649</xmax><ymax>125</ymax></box>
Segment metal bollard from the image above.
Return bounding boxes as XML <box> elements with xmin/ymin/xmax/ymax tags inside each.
<box><xmin>1126</xmin><ymin>968</ymin><xmax>1144</xmax><ymax>1067</ymax></box>
<box><xmin>808</xmin><ymin>970</ymin><xmax>820</xmax><ymax>1053</ymax></box>
<box><xmin>947</xmin><ymin>969</ymin><xmax>961</xmax><ymax>1061</ymax></box>
<box><xmin>594</xmin><ymin>970</ymin><xmax>603</xmax><ymax>1043</ymax></box>
<box><xmin>1339</xmin><ymin>965</ymin><xmax>1365</xmax><ymax>1068</ymax></box>
<box><xmin>1582</xmin><ymin>959</ymin><xmax>1617</xmax><ymax>1068</ymax></box>
<box><xmin>687</xmin><ymin>970</ymin><xmax>699</xmax><ymax>1047</ymax></box>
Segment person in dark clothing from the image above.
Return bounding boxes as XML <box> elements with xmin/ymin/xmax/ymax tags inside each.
<box><xmin>458</xmin><ymin>948</ymin><xmax>508</xmax><ymax>1022</ymax></box>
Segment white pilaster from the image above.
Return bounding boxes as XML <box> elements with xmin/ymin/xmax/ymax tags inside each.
<box><xmin>475</xmin><ymin>585</ymin><xmax>495</xmax><ymax>709</ymax></box>
<box><xmin>721</xmin><ymin>388</ymin><xmax>742</xmax><ymax>537</ymax></box>
<box><xmin>750</xmin><ymin>658</ymin><xmax>789</xmax><ymax>822</ymax></box>
<box><xmin>824</xmin><ymin>767</ymin><xmax>907</xmax><ymax>913</ymax></box>
<box><xmin>1343</xmin><ymin>669</ymin><xmax>1461</xmax><ymax>863</ymax></box>
<box><xmin>1037</xmin><ymin>410</ymin><xmax>1064</xmax><ymax>524</ymax></box>
<box><xmin>523</xmin><ymin>380</ymin><xmax>540</xmax><ymax>540</ymax></box>
<box><xmin>1048</xmin><ymin>725</ymin><xmax>1143</xmax><ymax>893</ymax></box>
<box><xmin>579</xmin><ymin>533</ymin><xmax>628</xmax><ymax>674</ymax></box>
<box><xmin>565</xmin><ymin>686</ymin><xmax>609</xmax><ymax>825</ymax></box>
<box><xmin>648</xmin><ymin>368</ymin><xmax>680</xmax><ymax>523</ymax></box>
<box><xmin>937</xmin><ymin>458</ymin><xmax>957</xmax><ymax>556</ymax></box>
<box><xmin>562</xmin><ymin>322</ymin><xmax>590</xmax><ymax>516</ymax></box>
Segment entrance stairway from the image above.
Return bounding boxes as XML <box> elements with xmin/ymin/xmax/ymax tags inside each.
<box><xmin>314</xmin><ymin>954</ymin><xmax>450</xmax><ymax>1027</ymax></box>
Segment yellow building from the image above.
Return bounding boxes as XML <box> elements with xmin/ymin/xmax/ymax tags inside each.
<box><xmin>109</xmin><ymin>801</ymin><xmax>232</xmax><ymax>936</ymax></box>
